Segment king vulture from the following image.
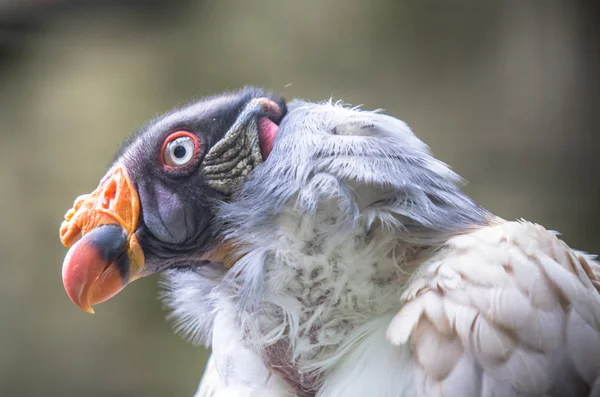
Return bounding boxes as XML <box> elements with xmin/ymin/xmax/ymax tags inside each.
<box><xmin>60</xmin><ymin>87</ymin><xmax>600</xmax><ymax>397</ymax></box>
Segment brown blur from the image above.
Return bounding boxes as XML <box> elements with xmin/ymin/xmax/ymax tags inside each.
<box><xmin>0</xmin><ymin>1</ymin><xmax>598</xmax><ymax>396</ymax></box>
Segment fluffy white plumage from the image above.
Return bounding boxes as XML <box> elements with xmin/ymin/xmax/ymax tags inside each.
<box><xmin>163</xmin><ymin>99</ymin><xmax>600</xmax><ymax>396</ymax></box>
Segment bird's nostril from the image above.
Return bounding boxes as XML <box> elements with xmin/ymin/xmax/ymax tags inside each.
<box><xmin>102</xmin><ymin>180</ymin><xmax>117</xmax><ymax>209</ymax></box>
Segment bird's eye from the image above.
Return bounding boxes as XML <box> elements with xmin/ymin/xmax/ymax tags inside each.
<box><xmin>161</xmin><ymin>131</ymin><xmax>201</xmax><ymax>168</ymax></box>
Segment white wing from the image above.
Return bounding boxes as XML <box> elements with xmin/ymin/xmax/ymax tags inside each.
<box><xmin>388</xmin><ymin>220</ymin><xmax>600</xmax><ymax>396</ymax></box>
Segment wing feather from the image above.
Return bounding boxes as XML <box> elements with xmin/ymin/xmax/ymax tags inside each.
<box><xmin>387</xmin><ymin>220</ymin><xmax>600</xmax><ymax>396</ymax></box>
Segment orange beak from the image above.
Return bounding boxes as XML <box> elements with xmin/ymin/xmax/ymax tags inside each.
<box><xmin>59</xmin><ymin>166</ymin><xmax>145</xmax><ymax>313</ymax></box>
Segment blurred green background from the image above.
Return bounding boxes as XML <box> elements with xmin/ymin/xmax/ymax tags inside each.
<box><xmin>0</xmin><ymin>0</ymin><xmax>598</xmax><ymax>396</ymax></box>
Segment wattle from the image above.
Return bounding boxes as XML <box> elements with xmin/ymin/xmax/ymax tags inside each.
<box><xmin>257</xmin><ymin>116</ymin><xmax>279</xmax><ymax>160</ymax></box>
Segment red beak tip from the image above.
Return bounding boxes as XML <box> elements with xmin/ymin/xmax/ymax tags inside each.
<box><xmin>82</xmin><ymin>306</ymin><xmax>95</xmax><ymax>314</ymax></box>
<box><xmin>61</xmin><ymin>225</ymin><xmax>129</xmax><ymax>313</ymax></box>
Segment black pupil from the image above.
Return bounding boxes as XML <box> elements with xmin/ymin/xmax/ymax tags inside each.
<box><xmin>173</xmin><ymin>145</ymin><xmax>187</xmax><ymax>159</ymax></box>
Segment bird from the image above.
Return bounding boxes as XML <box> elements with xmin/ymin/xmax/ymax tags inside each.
<box><xmin>59</xmin><ymin>86</ymin><xmax>600</xmax><ymax>397</ymax></box>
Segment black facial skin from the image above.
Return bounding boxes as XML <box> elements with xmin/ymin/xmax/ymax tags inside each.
<box><xmin>111</xmin><ymin>87</ymin><xmax>287</xmax><ymax>274</ymax></box>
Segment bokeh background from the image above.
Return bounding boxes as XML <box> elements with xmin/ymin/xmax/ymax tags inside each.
<box><xmin>1</xmin><ymin>0</ymin><xmax>598</xmax><ymax>395</ymax></box>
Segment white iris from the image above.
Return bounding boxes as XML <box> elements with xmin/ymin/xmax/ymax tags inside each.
<box><xmin>165</xmin><ymin>137</ymin><xmax>195</xmax><ymax>166</ymax></box>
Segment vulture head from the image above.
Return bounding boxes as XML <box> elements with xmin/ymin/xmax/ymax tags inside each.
<box><xmin>59</xmin><ymin>87</ymin><xmax>286</xmax><ymax>313</ymax></box>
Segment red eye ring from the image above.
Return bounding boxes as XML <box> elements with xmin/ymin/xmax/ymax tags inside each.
<box><xmin>160</xmin><ymin>131</ymin><xmax>201</xmax><ymax>169</ymax></box>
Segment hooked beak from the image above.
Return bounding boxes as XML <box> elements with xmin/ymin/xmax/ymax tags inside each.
<box><xmin>59</xmin><ymin>166</ymin><xmax>145</xmax><ymax>313</ymax></box>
